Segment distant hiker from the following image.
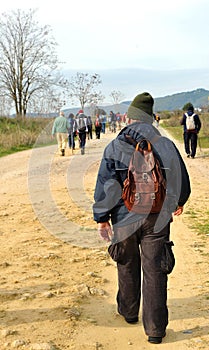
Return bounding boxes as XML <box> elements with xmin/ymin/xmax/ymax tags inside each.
<box><xmin>93</xmin><ymin>92</ymin><xmax>191</xmax><ymax>345</ymax></box>
<box><xmin>153</xmin><ymin>113</ymin><xmax>160</xmax><ymax>128</ymax></box>
<box><xmin>67</xmin><ymin>113</ymin><xmax>76</xmax><ymax>150</ymax></box>
<box><xmin>94</xmin><ymin>114</ymin><xmax>102</xmax><ymax>139</ymax></box>
<box><xmin>87</xmin><ymin>115</ymin><xmax>93</xmax><ymax>140</ymax></box>
<box><xmin>110</xmin><ymin>111</ymin><xmax>117</xmax><ymax>132</ymax></box>
<box><xmin>101</xmin><ymin>115</ymin><xmax>107</xmax><ymax>134</ymax></box>
<box><xmin>180</xmin><ymin>104</ymin><xmax>201</xmax><ymax>158</ymax></box>
<box><xmin>116</xmin><ymin>112</ymin><xmax>121</xmax><ymax>130</ymax></box>
<box><xmin>52</xmin><ymin>111</ymin><xmax>68</xmax><ymax>156</ymax></box>
<box><xmin>76</xmin><ymin>110</ymin><xmax>88</xmax><ymax>155</ymax></box>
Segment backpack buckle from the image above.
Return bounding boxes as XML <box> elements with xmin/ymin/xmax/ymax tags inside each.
<box><xmin>151</xmin><ymin>193</ymin><xmax>155</xmax><ymax>200</ymax></box>
<box><xmin>135</xmin><ymin>193</ymin><xmax>141</xmax><ymax>201</ymax></box>
<box><xmin>143</xmin><ymin>173</ymin><xmax>148</xmax><ymax>182</ymax></box>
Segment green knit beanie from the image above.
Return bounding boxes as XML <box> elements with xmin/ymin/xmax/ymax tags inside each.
<box><xmin>127</xmin><ymin>92</ymin><xmax>154</xmax><ymax>120</ymax></box>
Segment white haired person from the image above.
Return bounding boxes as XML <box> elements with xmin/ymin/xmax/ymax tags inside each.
<box><xmin>52</xmin><ymin>111</ymin><xmax>69</xmax><ymax>156</ymax></box>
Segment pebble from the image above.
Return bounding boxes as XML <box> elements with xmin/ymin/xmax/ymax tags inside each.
<box><xmin>1</xmin><ymin>329</ymin><xmax>17</xmax><ymax>337</ymax></box>
<box><xmin>29</xmin><ymin>344</ymin><xmax>56</xmax><ymax>350</ymax></box>
<box><xmin>182</xmin><ymin>329</ymin><xmax>193</xmax><ymax>334</ymax></box>
<box><xmin>11</xmin><ymin>339</ymin><xmax>26</xmax><ymax>348</ymax></box>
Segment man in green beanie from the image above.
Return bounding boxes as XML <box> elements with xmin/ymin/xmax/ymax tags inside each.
<box><xmin>93</xmin><ymin>92</ymin><xmax>191</xmax><ymax>344</ymax></box>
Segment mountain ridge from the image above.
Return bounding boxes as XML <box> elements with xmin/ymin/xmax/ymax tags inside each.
<box><xmin>63</xmin><ymin>88</ymin><xmax>209</xmax><ymax>115</ymax></box>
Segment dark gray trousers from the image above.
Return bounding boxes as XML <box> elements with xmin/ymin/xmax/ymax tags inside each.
<box><xmin>115</xmin><ymin>214</ymin><xmax>170</xmax><ymax>337</ymax></box>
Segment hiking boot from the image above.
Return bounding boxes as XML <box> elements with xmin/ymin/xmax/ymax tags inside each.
<box><xmin>117</xmin><ymin>308</ymin><xmax>138</xmax><ymax>324</ymax></box>
<box><xmin>148</xmin><ymin>333</ymin><xmax>166</xmax><ymax>344</ymax></box>
<box><xmin>81</xmin><ymin>148</ymin><xmax>85</xmax><ymax>155</ymax></box>
<box><xmin>124</xmin><ymin>317</ymin><xmax>138</xmax><ymax>324</ymax></box>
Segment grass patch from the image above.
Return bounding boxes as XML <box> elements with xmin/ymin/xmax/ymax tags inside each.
<box><xmin>184</xmin><ymin>209</ymin><xmax>199</xmax><ymax>219</ymax></box>
<box><xmin>0</xmin><ymin>116</ymin><xmax>55</xmax><ymax>157</ymax></box>
<box><xmin>184</xmin><ymin>207</ymin><xmax>209</xmax><ymax>242</ymax></box>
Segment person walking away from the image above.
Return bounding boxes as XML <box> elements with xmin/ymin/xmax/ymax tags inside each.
<box><xmin>94</xmin><ymin>114</ymin><xmax>102</xmax><ymax>139</ymax></box>
<box><xmin>153</xmin><ymin>113</ymin><xmax>160</xmax><ymax>128</ymax></box>
<box><xmin>110</xmin><ymin>111</ymin><xmax>117</xmax><ymax>132</ymax></box>
<box><xmin>101</xmin><ymin>115</ymin><xmax>107</xmax><ymax>134</ymax></box>
<box><xmin>93</xmin><ymin>92</ymin><xmax>191</xmax><ymax>344</ymax></box>
<box><xmin>180</xmin><ymin>103</ymin><xmax>201</xmax><ymax>158</ymax></box>
<box><xmin>76</xmin><ymin>110</ymin><xmax>88</xmax><ymax>155</ymax></box>
<box><xmin>52</xmin><ymin>111</ymin><xmax>69</xmax><ymax>156</ymax></box>
<box><xmin>116</xmin><ymin>112</ymin><xmax>121</xmax><ymax>130</ymax></box>
<box><xmin>87</xmin><ymin>115</ymin><xmax>93</xmax><ymax>140</ymax></box>
<box><xmin>67</xmin><ymin>113</ymin><xmax>76</xmax><ymax>150</ymax></box>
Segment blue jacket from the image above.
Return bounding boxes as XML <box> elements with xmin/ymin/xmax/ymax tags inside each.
<box><xmin>93</xmin><ymin>122</ymin><xmax>191</xmax><ymax>234</ymax></box>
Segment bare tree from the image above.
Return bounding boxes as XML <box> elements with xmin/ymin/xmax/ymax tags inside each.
<box><xmin>68</xmin><ymin>72</ymin><xmax>104</xmax><ymax>110</ymax></box>
<box><xmin>0</xmin><ymin>9</ymin><xmax>66</xmax><ymax>118</ymax></box>
<box><xmin>110</xmin><ymin>90</ymin><xmax>125</xmax><ymax>112</ymax></box>
<box><xmin>28</xmin><ymin>88</ymin><xmax>66</xmax><ymax>116</ymax></box>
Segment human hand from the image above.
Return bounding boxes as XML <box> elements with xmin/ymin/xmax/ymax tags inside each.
<box><xmin>98</xmin><ymin>222</ymin><xmax>113</xmax><ymax>242</ymax></box>
<box><xmin>173</xmin><ymin>206</ymin><xmax>184</xmax><ymax>216</ymax></box>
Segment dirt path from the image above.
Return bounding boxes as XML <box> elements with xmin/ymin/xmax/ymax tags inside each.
<box><xmin>0</xmin><ymin>127</ymin><xmax>208</xmax><ymax>349</ymax></box>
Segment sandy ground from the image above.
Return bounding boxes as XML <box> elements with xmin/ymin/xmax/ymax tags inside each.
<box><xmin>0</xmin><ymin>126</ymin><xmax>209</xmax><ymax>350</ymax></box>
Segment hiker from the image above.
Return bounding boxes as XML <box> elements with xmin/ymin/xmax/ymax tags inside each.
<box><xmin>94</xmin><ymin>114</ymin><xmax>102</xmax><ymax>139</ymax></box>
<box><xmin>87</xmin><ymin>115</ymin><xmax>93</xmax><ymax>140</ymax></box>
<box><xmin>153</xmin><ymin>113</ymin><xmax>160</xmax><ymax>128</ymax></box>
<box><xmin>67</xmin><ymin>113</ymin><xmax>76</xmax><ymax>150</ymax></box>
<box><xmin>101</xmin><ymin>115</ymin><xmax>107</xmax><ymax>134</ymax></box>
<box><xmin>76</xmin><ymin>110</ymin><xmax>88</xmax><ymax>155</ymax></box>
<box><xmin>180</xmin><ymin>104</ymin><xmax>201</xmax><ymax>158</ymax></box>
<box><xmin>110</xmin><ymin>111</ymin><xmax>117</xmax><ymax>132</ymax></box>
<box><xmin>93</xmin><ymin>92</ymin><xmax>191</xmax><ymax>344</ymax></box>
<box><xmin>52</xmin><ymin>111</ymin><xmax>69</xmax><ymax>156</ymax></box>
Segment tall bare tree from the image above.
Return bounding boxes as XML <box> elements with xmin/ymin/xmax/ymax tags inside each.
<box><xmin>68</xmin><ymin>72</ymin><xmax>104</xmax><ymax>110</ymax></box>
<box><xmin>0</xmin><ymin>9</ymin><xmax>65</xmax><ymax>118</ymax></box>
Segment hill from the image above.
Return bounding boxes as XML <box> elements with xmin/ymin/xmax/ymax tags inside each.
<box><xmin>63</xmin><ymin>88</ymin><xmax>209</xmax><ymax>115</ymax></box>
<box><xmin>154</xmin><ymin>88</ymin><xmax>209</xmax><ymax>111</ymax></box>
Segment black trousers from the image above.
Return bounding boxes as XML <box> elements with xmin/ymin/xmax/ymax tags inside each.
<box><xmin>95</xmin><ymin>126</ymin><xmax>101</xmax><ymax>139</ymax></box>
<box><xmin>78</xmin><ymin>131</ymin><xmax>86</xmax><ymax>149</ymax></box>
<box><xmin>114</xmin><ymin>214</ymin><xmax>170</xmax><ymax>337</ymax></box>
<box><xmin>183</xmin><ymin>131</ymin><xmax>198</xmax><ymax>157</ymax></box>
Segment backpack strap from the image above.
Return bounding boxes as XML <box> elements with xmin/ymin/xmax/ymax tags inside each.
<box><xmin>125</xmin><ymin>135</ymin><xmax>151</xmax><ymax>150</ymax></box>
<box><xmin>136</xmin><ymin>139</ymin><xmax>152</xmax><ymax>152</ymax></box>
<box><xmin>185</xmin><ymin>112</ymin><xmax>195</xmax><ymax>118</ymax></box>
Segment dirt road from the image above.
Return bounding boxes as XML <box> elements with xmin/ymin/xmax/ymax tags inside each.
<box><xmin>0</xmin><ymin>127</ymin><xmax>208</xmax><ymax>349</ymax></box>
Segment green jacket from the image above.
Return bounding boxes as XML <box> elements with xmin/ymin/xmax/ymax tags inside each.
<box><xmin>52</xmin><ymin>116</ymin><xmax>68</xmax><ymax>135</ymax></box>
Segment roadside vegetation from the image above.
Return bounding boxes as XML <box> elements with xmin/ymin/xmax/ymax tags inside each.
<box><xmin>0</xmin><ymin>116</ymin><xmax>55</xmax><ymax>157</ymax></box>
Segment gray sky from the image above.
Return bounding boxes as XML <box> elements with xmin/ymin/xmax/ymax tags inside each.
<box><xmin>1</xmin><ymin>0</ymin><xmax>209</xmax><ymax>106</ymax></box>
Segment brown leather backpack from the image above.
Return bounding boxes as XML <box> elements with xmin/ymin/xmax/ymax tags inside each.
<box><xmin>122</xmin><ymin>139</ymin><xmax>166</xmax><ymax>214</ymax></box>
